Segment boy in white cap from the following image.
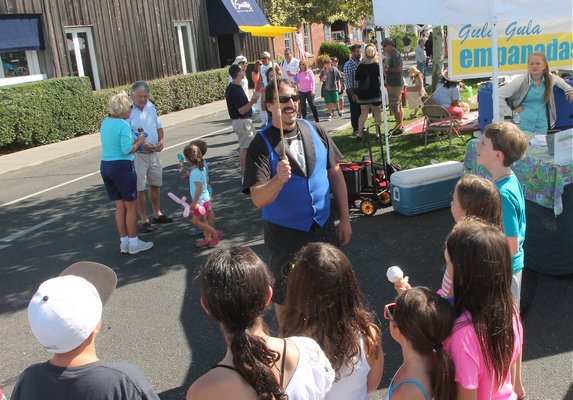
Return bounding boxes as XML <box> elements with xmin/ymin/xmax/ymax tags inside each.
<box><xmin>11</xmin><ymin>262</ymin><xmax>159</xmax><ymax>400</ymax></box>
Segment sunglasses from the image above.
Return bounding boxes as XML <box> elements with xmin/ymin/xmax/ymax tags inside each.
<box><xmin>278</xmin><ymin>94</ymin><xmax>300</xmax><ymax>103</ymax></box>
<box><xmin>384</xmin><ymin>302</ymin><xmax>397</xmax><ymax>324</ymax></box>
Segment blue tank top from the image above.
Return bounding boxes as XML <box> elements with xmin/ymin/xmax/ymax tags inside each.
<box><xmin>386</xmin><ymin>371</ymin><xmax>430</xmax><ymax>400</ymax></box>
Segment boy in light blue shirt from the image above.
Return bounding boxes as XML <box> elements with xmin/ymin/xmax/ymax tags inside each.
<box><xmin>476</xmin><ymin>121</ymin><xmax>528</xmax><ymax>399</ymax></box>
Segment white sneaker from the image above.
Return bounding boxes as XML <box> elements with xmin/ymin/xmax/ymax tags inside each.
<box><xmin>327</xmin><ymin>114</ymin><xmax>333</xmax><ymax>121</ymax></box>
<box><xmin>128</xmin><ymin>239</ymin><xmax>154</xmax><ymax>255</ymax></box>
<box><xmin>120</xmin><ymin>243</ymin><xmax>129</xmax><ymax>254</ymax></box>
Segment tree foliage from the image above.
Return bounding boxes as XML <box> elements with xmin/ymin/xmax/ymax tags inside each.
<box><xmin>265</xmin><ymin>0</ymin><xmax>372</xmax><ymax>26</ymax></box>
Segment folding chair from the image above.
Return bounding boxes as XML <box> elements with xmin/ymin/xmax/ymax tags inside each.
<box><xmin>421</xmin><ymin>105</ymin><xmax>466</xmax><ymax>150</ymax></box>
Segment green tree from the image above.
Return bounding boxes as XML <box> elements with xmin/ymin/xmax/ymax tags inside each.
<box><xmin>265</xmin><ymin>0</ymin><xmax>372</xmax><ymax>26</ymax></box>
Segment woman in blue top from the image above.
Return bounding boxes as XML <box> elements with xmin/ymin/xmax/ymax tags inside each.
<box><xmin>99</xmin><ymin>92</ymin><xmax>153</xmax><ymax>255</ymax></box>
<box><xmin>499</xmin><ymin>52</ymin><xmax>573</xmax><ymax>133</ymax></box>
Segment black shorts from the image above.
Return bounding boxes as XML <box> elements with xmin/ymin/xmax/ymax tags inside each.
<box><xmin>263</xmin><ymin>216</ymin><xmax>339</xmax><ymax>304</ymax></box>
<box><xmin>100</xmin><ymin>160</ymin><xmax>137</xmax><ymax>201</ymax></box>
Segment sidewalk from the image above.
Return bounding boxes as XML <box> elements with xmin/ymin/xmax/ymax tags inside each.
<box><xmin>0</xmin><ymin>98</ymin><xmax>228</xmax><ymax>176</ymax></box>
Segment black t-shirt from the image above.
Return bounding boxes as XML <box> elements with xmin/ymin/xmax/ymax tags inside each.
<box><xmin>355</xmin><ymin>63</ymin><xmax>381</xmax><ymax>100</ymax></box>
<box><xmin>11</xmin><ymin>361</ymin><xmax>160</xmax><ymax>400</ymax></box>
<box><xmin>403</xmin><ymin>35</ymin><xmax>411</xmax><ymax>46</ymax></box>
<box><xmin>225</xmin><ymin>83</ymin><xmax>251</xmax><ymax>119</ymax></box>
<box><xmin>242</xmin><ymin>121</ymin><xmax>343</xmax><ymax>194</ymax></box>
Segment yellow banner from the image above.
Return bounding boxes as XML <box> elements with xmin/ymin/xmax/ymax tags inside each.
<box><xmin>448</xmin><ymin>20</ymin><xmax>573</xmax><ymax>79</ymax></box>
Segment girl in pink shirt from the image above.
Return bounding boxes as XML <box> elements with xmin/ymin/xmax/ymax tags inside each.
<box><xmin>297</xmin><ymin>60</ymin><xmax>319</xmax><ymax>122</ymax></box>
<box><xmin>444</xmin><ymin>218</ymin><xmax>523</xmax><ymax>400</ymax></box>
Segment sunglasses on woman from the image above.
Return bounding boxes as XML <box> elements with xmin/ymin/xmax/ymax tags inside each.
<box><xmin>278</xmin><ymin>94</ymin><xmax>300</xmax><ymax>103</ymax></box>
<box><xmin>384</xmin><ymin>302</ymin><xmax>396</xmax><ymax>324</ymax></box>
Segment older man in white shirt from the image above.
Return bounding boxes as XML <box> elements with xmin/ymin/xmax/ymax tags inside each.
<box><xmin>280</xmin><ymin>48</ymin><xmax>299</xmax><ymax>83</ymax></box>
<box><xmin>228</xmin><ymin>55</ymin><xmax>249</xmax><ymax>97</ymax></box>
<box><xmin>128</xmin><ymin>81</ymin><xmax>173</xmax><ymax>233</ymax></box>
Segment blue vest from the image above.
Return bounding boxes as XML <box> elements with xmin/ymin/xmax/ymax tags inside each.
<box><xmin>260</xmin><ymin>120</ymin><xmax>330</xmax><ymax>232</ymax></box>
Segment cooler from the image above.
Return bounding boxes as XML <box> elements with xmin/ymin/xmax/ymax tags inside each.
<box><xmin>478</xmin><ymin>82</ymin><xmax>493</xmax><ymax>132</ymax></box>
<box><xmin>553</xmin><ymin>75</ymin><xmax>573</xmax><ymax>130</ymax></box>
<box><xmin>390</xmin><ymin>161</ymin><xmax>463</xmax><ymax>216</ymax></box>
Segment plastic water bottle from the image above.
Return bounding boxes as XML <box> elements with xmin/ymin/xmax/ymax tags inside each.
<box><xmin>512</xmin><ymin>112</ymin><xmax>521</xmax><ymax>124</ymax></box>
<box><xmin>134</xmin><ymin>127</ymin><xmax>147</xmax><ymax>152</ymax></box>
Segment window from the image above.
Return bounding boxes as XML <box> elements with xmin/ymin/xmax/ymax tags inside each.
<box><xmin>65</xmin><ymin>27</ymin><xmax>100</xmax><ymax>90</ymax></box>
<box><xmin>303</xmin><ymin>24</ymin><xmax>312</xmax><ymax>55</ymax></box>
<box><xmin>331</xmin><ymin>30</ymin><xmax>345</xmax><ymax>43</ymax></box>
<box><xmin>284</xmin><ymin>33</ymin><xmax>294</xmax><ymax>52</ymax></box>
<box><xmin>0</xmin><ymin>50</ymin><xmax>40</xmax><ymax>78</ymax></box>
<box><xmin>323</xmin><ymin>25</ymin><xmax>331</xmax><ymax>42</ymax></box>
<box><xmin>174</xmin><ymin>22</ymin><xmax>197</xmax><ymax>74</ymax></box>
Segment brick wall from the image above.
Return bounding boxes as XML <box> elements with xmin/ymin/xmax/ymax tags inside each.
<box><xmin>269</xmin><ymin>23</ymin><xmax>329</xmax><ymax>68</ymax></box>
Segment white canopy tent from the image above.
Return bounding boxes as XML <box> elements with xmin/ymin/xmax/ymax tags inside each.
<box><xmin>371</xmin><ymin>0</ymin><xmax>573</xmax><ymax>161</ymax></box>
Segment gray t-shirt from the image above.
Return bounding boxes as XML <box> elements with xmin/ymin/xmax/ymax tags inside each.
<box><xmin>11</xmin><ymin>361</ymin><xmax>160</xmax><ymax>400</ymax></box>
<box><xmin>385</xmin><ymin>49</ymin><xmax>403</xmax><ymax>87</ymax></box>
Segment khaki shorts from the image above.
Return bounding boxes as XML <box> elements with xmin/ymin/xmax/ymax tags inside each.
<box><xmin>232</xmin><ymin>118</ymin><xmax>256</xmax><ymax>148</ymax></box>
<box><xmin>134</xmin><ymin>152</ymin><xmax>163</xmax><ymax>191</ymax></box>
<box><xmin>387</xmin><ymin>85</ymin><xmax>403</xmax><ymax>113</ymax></box>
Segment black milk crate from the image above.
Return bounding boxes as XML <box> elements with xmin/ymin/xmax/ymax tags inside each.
<box><xmin>339</xmin><ymin>162</ymin><xmax>369</xmax><ymax>196</ymax></box>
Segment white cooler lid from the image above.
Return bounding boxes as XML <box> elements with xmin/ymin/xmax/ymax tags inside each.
<box><xmin>390</xmin><ymin>161</ymin><xmax>464</xmax><ymax>186</ymax></box>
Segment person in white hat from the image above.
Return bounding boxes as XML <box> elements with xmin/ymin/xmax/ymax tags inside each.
<box><xmin>11</xmin><ymin>262</ymin><xmax>160</xmax><ymax>400</ymax></box>
<box><xmin>258</xmin><ymin>51</ymin><xmax>275</xmax><ymax>126</ymax></box>
<box><xmin>227</xmin><ymin>55</ymin><xmax>249</xmax><ymax>97</ymax></box>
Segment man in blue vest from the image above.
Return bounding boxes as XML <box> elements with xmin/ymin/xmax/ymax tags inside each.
<box><xmin>243</xmin><ymin>78</ymin><xmax>352</xmax><ymax>312</ymax></box>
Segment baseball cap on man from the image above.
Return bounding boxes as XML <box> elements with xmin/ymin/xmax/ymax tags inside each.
<box><xmin>260</xmin><ymin>51</ymin><xmax>271</xmax><ymax>59</ymax></box>
<box><xmin>28</xmin><ymin>261</ymin><xmax>117</xmax><ymax>354</ymax></box>
<box><xmin>382</xmin><ymin>38</ymin><xmax>396</xmax><ymax>47</ymax></box>
<box><xmin>232</xmin><ymin>55</ymin><xmax>247</xmax><ymax>65</ymax></box>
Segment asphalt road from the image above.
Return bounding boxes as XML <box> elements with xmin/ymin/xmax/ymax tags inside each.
<box><xmin>1</xmin><ymin>100</ymin><xmax>572</xmax><ymax>400</ymax></box>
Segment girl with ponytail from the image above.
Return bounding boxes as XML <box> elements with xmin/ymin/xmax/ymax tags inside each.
<box><xmin>187</xmin><ymin>247</ymin><xmax>334</xmax><ymax>400</ymax></box>
<box><xmin>384</xmin><ymin>287</ymin><xmax>456</xmax><ymax>400</ymax></box>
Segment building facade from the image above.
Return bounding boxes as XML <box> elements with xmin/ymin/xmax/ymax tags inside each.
<box><xmin>0</xmin><ymin>0</ymin><xmax>366</xmax><ymax>90</ymax></box>
<box><xmin>0</xmin><ymin>0</ymin><xmax>268</xmax><ymax>89</ymax></box>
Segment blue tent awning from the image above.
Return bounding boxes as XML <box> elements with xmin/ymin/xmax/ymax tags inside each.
<box><xmin>0</xmin><ymin>15</ymin><xmax>43</xmax><ymax>53</ymax></box>
<box><xmin>206</xmin><ymin>0</ymin><xmax>269</xmax><ymax>36</ymax></box>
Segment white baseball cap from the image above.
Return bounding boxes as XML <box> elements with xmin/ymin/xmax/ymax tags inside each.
<box><xmin>27</xmin><ymin>262</ymin><xmax>117</xmax><ymax>354</ymax></box>
<box><xmin>260</xmin><ymin>51</ymin><xmax>271</xmax><ymax>59</ymax></box>
<box><xmin>232</xmin><ymin>55</ymin><xmax>248</xmax><ymax>65</ymax></box>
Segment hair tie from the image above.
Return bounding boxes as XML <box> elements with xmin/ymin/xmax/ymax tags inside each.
<box><xmin>434</xmin><ymin>343</ymin><xmax>443</xmax><ymax>351</ymax></box>
<box><xmin>234</xmin><ymin>322</ymin><xmax>250</xmax><ymax>333</ymax></box>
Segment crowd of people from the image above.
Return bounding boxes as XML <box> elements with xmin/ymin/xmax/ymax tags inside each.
<box><xmin>12</xmin><ymin>39</ymin><xmax>573</xmax><ymax>399</ymax></box>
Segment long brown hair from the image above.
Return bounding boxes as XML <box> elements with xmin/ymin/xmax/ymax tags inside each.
<box><xmin>393</xmin><ymin>287</ymin><xmax>456</xmax><ymax>400</ymax></box>
<box><xmin>279</xmin><ymin>243</ymin><xmax>381</xmax><ymax>379</ymax></box>
<box><xmin>528</xmin><ymin>52</ymin><xmax>552</xmax><ymax>103</ymax></box>
<box><xmin>199</xmin><ymin>247</ymin><xmax>286</xmax><ymax>399</ymax></box>
<box><xmin>446</xmin><ymin>218</ymin><xmax>517</xmax><ymax>389</ymax></box>
<box><xmin>455</xmin><ymin>174</ymin><xmax>503</xmax><ymax>229</ymax></box>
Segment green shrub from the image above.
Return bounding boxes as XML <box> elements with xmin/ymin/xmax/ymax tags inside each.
<box><xmin>0</xmin><ymin>68</ymin><xmax>228</xmax><ymax>150</ymax></box>
<box><xmin>0</xmin><ymin>77</ymin><xmax>98</xmax><ymax>147</ymax></box>
<box><xmin>319</xmin><ymin>42</ymin><xmax>351</xmax><ymax>66</ymax></box>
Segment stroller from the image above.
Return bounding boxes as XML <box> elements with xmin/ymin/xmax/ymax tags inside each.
<box><xmin>339</xmin><ymin>124</ymin><xmax>399</xmax><ymax>216</ymax></box>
